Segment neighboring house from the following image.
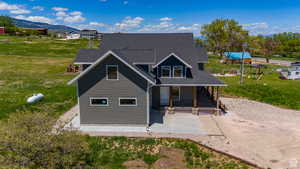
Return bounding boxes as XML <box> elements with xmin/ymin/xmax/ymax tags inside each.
<box><xmin>224</xmin><ymin>52</ymin><xmax>252</xmax><ymax>64</ymax></box>
<box><xmin>66</xmin><ymin>31</ymin><xmax>80</xmax><ymax>40</ymax></box>
<box><xmin>68</xmin><ymin>33</ymin><xmax>226</xmax><ymax>126</ymax></box>
<box><xmin>280</xmin><ymin>66</ymin><xmax>300</xmax><ymax>80</ymax></box>
<box><xmin>80</xmin><ymin>29</ymin><xmax>98</xmax><ymax>39</ymax></box>
<box><xmin>0</xmin><ymin>27</ymin><xmax>5</xmax><ymax>34</ymax></box>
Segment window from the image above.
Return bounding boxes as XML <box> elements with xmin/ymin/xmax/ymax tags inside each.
<box><xmin>90</xmin><ymin>97</ymin><xmax>108</xmax><ymax>106</ymax></box>
<box><xmin>106</xmin><ymin>65</ymin><xmax>118</xmax><ymax>80</ymax></box>
<box><xmin>296</xmin><ymin>72</ymin><xmax>300</xmax><ymax>75</ymax></box>
<box><xmin>161</xmin><ymin>66</ymin><xmax>171</xmax><ymax>77</ymax></box>
<box><xmin>119</xmin><ymin>98</ymin><xmax>137</xmax><ymax>106</ymax></box>
<box><xmin>173</xmin><ymin>66</ymin><xmax>184</xmax><ymax>78</ymax></box>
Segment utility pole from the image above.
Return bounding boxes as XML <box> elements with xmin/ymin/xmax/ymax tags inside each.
<box><xmin>240</xmin><ymin>42</ymin><xmax>248</xmax><ymax>84</ymax></box>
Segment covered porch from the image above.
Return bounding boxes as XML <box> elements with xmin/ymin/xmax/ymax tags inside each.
<box><xmin>150</xmin><ymin>85</ymin><xmax>223</xmax><ymax>115</ymax></box>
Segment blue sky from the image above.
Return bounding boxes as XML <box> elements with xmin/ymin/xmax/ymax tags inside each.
<box><xmin>1</xmin><ymin>0</ymin><xmax>300</xmax><ymax>35</ymax></box>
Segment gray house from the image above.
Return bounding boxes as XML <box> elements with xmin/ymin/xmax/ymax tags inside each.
<box><xmin>68</xmin><ymin>33</ymin><xmax>226</xmax><ymax>126</ymax></box>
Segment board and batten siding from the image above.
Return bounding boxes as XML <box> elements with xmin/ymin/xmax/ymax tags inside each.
<box><xmin>77</xmin><ymin>55</ymin><xmax>148</xmax><ymax>125</ymax></box>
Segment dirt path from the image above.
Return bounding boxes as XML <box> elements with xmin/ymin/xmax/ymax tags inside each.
<box><xmin>252</xmin><ymin>57</ymin><xmax>293</xmax><ymax>66</ymax></box>
<box><xmin>215</xmin><ymin>98</ymin><xmax>300</xmax><ymax>169</ymax></box>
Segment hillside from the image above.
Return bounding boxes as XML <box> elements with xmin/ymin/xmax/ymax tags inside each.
<box><xmin>12</xmin><ymin>18</ymin><xmax>78</xmax><ymax>31</ymax></box>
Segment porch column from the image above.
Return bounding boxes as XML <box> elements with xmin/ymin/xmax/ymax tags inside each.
<box><xmin>216</xmin><ymin>86</ymin><xmax>220</xmax><ymax>115</ymax></box>
<box><xmin>169</xmin><ymin>86</ymin><xmax>173</xmax><ymax>107</ymax></box>
<box><xmin>211</xmin><ymin>86</ymin><xmax>215</xmax><ymax>101</ymax></box>
<box><xmin>193</xmin><ymin>86</ymin><xmax>197</xmax><ymax>107</ymax></box>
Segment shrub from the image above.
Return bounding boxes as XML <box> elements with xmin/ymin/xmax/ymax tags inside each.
<box><xmin>0</xmin><ymin>112</ymin><xmax>90</xmax><ymax>169</ymax></box>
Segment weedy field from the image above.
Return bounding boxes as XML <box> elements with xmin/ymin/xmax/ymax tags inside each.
<box><xmin>206</xmin><ymin>55</ymin><xmax>300</xmax><ymax>110</ymax></box>
<box><xmin>0</xmin><ymin>35</ymin><xmax>99</xmax><ymax>119</ymax></box>
<box><xmin>86</xmin><ymin>136</ymin><xmax>256</xmax><ymax>169</ymax></box>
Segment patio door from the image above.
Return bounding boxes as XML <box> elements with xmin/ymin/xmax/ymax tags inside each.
<box><xmin>160</xmin><ymin>87</ymin><xmax>169</xmax><ymax>106</ymax></box>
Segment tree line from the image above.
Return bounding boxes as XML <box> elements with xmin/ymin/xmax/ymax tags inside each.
<box><xmin>199</xmin><ymin>19</ymin><xmax>300</xmax><ymax>60</ymax></box>
<box><xmin>0</xmin><ymin>16</ymin><xmax>43</xmax><ymax>36</ymax></box>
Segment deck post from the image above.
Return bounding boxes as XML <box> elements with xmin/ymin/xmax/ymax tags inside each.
<box><xmin>169</xmin><ymin>86</ymin><xmax>173</xmax><ymax>107</ymax></box>
<box><xmin>212</xmin><ymin>86</ymin><xmax>215</xmax><ymax>101</ymax></box>
<box><xmin>168</xmin><ymin>86</ymin><xmax>174</xmax><ymax>114</ymax></box>
<box><xmin>193</xmin><ymin>86</ymin><xmax>197</xmax><ymax>107</ymax></box>
<box><xmin>216</xmin><ymin>86</ymin><xmax>220</xmax><ymax>115</ymax></box>
<box><xmin>192</xmin><ymin>86</ymin><xmax>199</xmax><ymax>115</ymax></box>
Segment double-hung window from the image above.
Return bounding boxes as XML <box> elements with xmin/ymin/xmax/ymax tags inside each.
<box><xmin>161</xmin><ymin>66</ymin><xmax>171</xmax><ymax>78</ymax></box>
<box><xmin>173</xmin><ymin>66</ymin><xmax>184</xmax><ymax>78</ymax></box>
<box><xmin>119</xmin><ymin>97</ymin><xmax>137</xmax><ymax>106</ymax></box>
<box><xmin>106</xmin><ymin>65</ymin><xmax>118</xmax><ymax>80</ymax></box>
<box><xmin>90</xmin><ymin>97</ymin><xmax>109</xmax><ymax>106</ymax></box>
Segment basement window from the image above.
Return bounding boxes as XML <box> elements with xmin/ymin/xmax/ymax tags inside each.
<box><xmin>119</xmin><ymin>98</ymin><xmax>137</xmax><ymax>106</ymax></box>
<box><xmin>106</xmin><ymin>65</ymin><xmax>118</xmax><ymax>80</ymax></box>
<box><xmin>90</xmin><ymin>97</ymin><xmax>109</xmax><ymax>106</ymax></box>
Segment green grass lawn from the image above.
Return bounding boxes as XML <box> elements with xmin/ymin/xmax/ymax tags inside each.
<box><xmin>0</xmin><ymin>35</ymin><xmax>100</xmax><ymax>119</ymax></box>
<box><xmin>206</xmin><ymin>55</ymin><xmax>300</xmax><ymax>110</ymax></box>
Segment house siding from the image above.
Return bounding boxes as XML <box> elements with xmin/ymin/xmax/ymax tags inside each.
<box><xmin>78</xmin><ymin>55</ymin><xmax>148</xmax><ymax>125</ymax></box>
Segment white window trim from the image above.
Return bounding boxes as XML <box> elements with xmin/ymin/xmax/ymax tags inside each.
<box><xmin>106</xmin><ymin>65</ymin><xmax>118</xmax><ymax>80</ymax></box>
<box><xmin>173</xmin><ymin>66</ymin><xmax>184</xmax><ymax>78</ymax></box>
<box><xmin>89</xmin><ymin>97</ymin><xmax>109</xmax><ymax>106</ymax></box>
<box><xmin>161</xmin><ymin>66</ymin><xmax>171</xmax><ymax>78</ymax></box>
<box><xmin>119</xmin><ymin>97</ymin><xmax>137</xmax><ymax>107</ymax></box>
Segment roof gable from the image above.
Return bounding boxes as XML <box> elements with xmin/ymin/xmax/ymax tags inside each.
<box><xmin>152</xmin><ymin>53</ymin><xmax>192</xmax><ymax>68</ymax></box>
<box><xmin>68</xmin><ymin>50</ymin><xmax>155</xmax><ymax>85</ymax></box>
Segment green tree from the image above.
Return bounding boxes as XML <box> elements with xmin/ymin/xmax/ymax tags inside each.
<box><xmin>0</xmin><ymin>16</ymin><xmax>15</xmax><ymax>28</ymax></box>
<box><xmin>0</xmin><ymin>112</ymin><xmax>90</xmax><ymax>169</ymax></box>
<box><xmin>201</xmin><ymin>19</ymin><xmax>249</xmax><ymax>57</ymax></box>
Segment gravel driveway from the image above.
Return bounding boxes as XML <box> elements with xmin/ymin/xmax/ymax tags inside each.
<box><xmin>214</xmin><ymin>98</ymin><xmax>300</xmax><ymax>169</ymax></box>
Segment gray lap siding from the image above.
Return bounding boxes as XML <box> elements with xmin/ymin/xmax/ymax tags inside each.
<box><xmin>78</xmin><ymin>55</ymin><xmax>148</xmax><ymax>125</ymax></box>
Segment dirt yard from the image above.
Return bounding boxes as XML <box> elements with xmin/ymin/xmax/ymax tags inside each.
<box><xmin>213</xmin><ymin>98</ymin><xmax>300</xmax><ymax>169</ymax></box>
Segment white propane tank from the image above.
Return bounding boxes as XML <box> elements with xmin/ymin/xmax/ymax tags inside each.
<box><xmin>27</xmin><ymin>93</ymin><xmax>44</xmax><ymax>104</ymax></box>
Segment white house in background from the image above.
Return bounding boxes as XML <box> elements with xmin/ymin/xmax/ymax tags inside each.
<box><xmin>67</xmin><ymin>31</ymin><xmax>80</xmax><ymax>40</ymax></box>
<box><xmin>280</xmin><ymin>66</ymin><xmax>300</xmax><ymax>80</ymax></box>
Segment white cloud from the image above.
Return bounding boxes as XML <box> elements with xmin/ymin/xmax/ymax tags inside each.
<box><xmin>243</xmin><ymin>22</ymin><xmax>270</xmax><ymax>35</ymax></box>
<box><xmin>100</xmin><ymin>0</ymin><xmax>107</xmax><ymax>2</ymax></box>
<box><xmin>160</xmin><ymin>17</ymin><xmax>172</xmax><ymax>22</ymax></box>
<box><xmin>63</xmin><ymin>15</ymin><xmax>85</xmax><ymax>23</ymax></box>
<box><xmin>0</xmin><ymin>1</ymin><xmax>31</xmax><ymax>14</ymax></box>
<box><xmin>123</xmin><ymin>1</ymin><xmax>128</xmax><ymax>5</ymax></box>
<box><xmin>10</xmin><ymin>9</ymin><xmax>31</xmax><ymax>14</ymax></box>
<box><xmin>177</xmin><ymin>24</ymin><xmax>201</xmax><ymax>31</ymax></box>
<box><xmin>32</xmin><ymin>6</ymin><xmax>44</xmax><ymax>11</ymax></box>
<box><xmin>89</xmin><ymin>22</ymin><xmax>105</xmax><ymax>27</ymax></box>
<box><xmin>53</xmin><ymin>8</ymin><xmax>85</xmax><ymax>23</ymax></box>
<box><xmin>70</xmin><ymin>11</ymin><xmax>82</xmax><ymax>16</ymax></box>
<box><xmin>52</xmin><ymin>7</ymin><xmax>68</xmax><ymax>12</ymax></box>
<box><xmin>15</xmin><ymin>15</ymin><xmax>54</xmax><ymax>24</ymax></box>
<box><xmin>139</xmin><ymin>20</ymin><xmax>175</xmax><ymax>33</ymax></box>
<box><xmin>115</xmin><ymin>16</ymin><xmax>144</xmax><ymax>30</ymax></box>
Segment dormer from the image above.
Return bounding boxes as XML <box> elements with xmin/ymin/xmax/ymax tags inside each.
<box><xmin>152</xmin><ymin>53</ymin><xmax>192</xmax><ymax>79</ymax></box>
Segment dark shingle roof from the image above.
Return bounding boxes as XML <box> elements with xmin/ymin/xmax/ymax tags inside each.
<box><xmin>75</xmin><ymin>33</ymin><xmax>208</xmax><ymax>64</ymax></box>
<box><xmin>157</xmin><ymin>71</ymin><xmax>226</xmax><ymax>86</ymax></box>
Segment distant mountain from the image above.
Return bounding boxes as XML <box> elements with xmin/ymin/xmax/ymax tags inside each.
<box><xmin>12</xmin><ymin>18</ymin><xmax>79</xmax><ymax>32</ymax></box>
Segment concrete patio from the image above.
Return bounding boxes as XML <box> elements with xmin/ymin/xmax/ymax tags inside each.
<box><xmin>62</xmin><ymin>105</ymin><xmax>222</xmax><ymax>136</ymax></box>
